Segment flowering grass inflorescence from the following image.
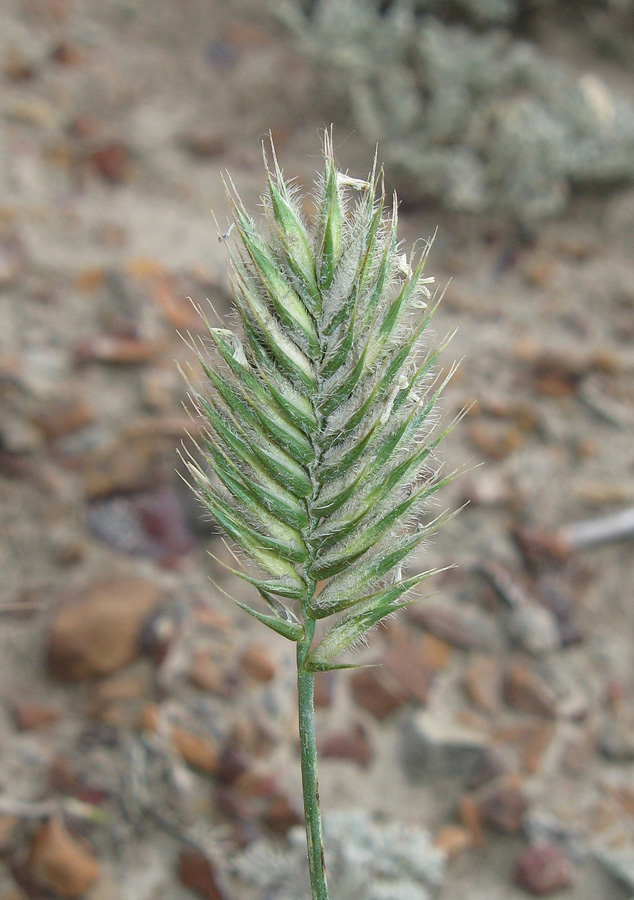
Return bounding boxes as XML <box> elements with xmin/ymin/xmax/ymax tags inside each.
<box><xmin>181</xmin><ymin>132</ymin><xmax>462</xmax><ymax>900</ymax></box>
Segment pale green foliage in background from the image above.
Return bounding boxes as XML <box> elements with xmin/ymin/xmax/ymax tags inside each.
<box><xmin>182</xmin><ymin>134</ymin><xmax>460</xmax><ymax>670</ymax></box>
<box><xmin>233</xmin><ymin>810</ymin><xmax>446</xmax><ymax>900</ymax></box>
<box><xmin>277</xmin><ymin>1</ymin><xmax>634</xmax><ymax>220</ymax></box>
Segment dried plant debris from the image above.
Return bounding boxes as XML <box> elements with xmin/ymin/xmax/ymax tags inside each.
<box><xmin>279</xmin><ymin>1</ymin><xmax>634</xmax><ymax>219</ymax></box>
<box><xmin>232</xmin><ymin>810</ymin><xmax>446</xmax><ymax>900</ymax></box>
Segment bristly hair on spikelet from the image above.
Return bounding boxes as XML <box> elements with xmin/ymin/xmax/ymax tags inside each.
<box><xmin>180</xmin><ymin>130</ymin><xmax>465</xmax><ymax>671</ymax></box>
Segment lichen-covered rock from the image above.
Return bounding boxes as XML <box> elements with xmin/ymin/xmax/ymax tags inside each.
<box><xmin>232</xmin><ymin>810</ymin><xmax>445</xmax><ymax>900</ymax></box>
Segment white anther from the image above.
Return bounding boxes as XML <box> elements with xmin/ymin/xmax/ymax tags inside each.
<box><xmin>380</xmin><ymin>374</ymin><xmax>409</xmax><ymax>425</ymax></box>
<box><xmin>218</xmin><ymin>222</ymin><xmax>235</xmax><ymax>243</ymax></box>
<box><xmin>397</xmin><ymin>254</ymin><xmax>412</xmax><ymax>277</ymax></box>
<box><xmin>337</xmin><ymin>173</ymin><xmax>370</xmax><ymax>190</ymax></box>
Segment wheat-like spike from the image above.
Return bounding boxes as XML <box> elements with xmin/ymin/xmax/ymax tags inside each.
<box><xmin>183</xmin><ymin>134</ymin><xmax>459</xmax><ymax>661</ymax></box>
<box><xmin>181</xmin><ymin>134</ymin><xmax>461</xmax><ymax>900</ymax></box>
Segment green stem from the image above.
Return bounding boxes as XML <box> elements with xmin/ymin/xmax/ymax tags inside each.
<box><xmin>297</xmin><ymin>619</ymin><xmax>329</xmax><ymax>900</ymax></box>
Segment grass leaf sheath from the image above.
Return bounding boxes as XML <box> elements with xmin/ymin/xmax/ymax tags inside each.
<box><xmin>181</xmin><ymin>132</ymin><xmax>459</xmax><ymax>900</ymax></box>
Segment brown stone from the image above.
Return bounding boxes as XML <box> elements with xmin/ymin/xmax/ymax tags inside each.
<box><xmin>350</xmin><ymin>667</ymin><xmax>406</xmax><ymax>720</ymax></box>
<box><xmin>172</xmin><ymin>728</ymin><xmax>219</xmax><ymax>774</ymax></box>
<box><xmin>421</xmin><ymin>633</ymin><xmax>451</xmax><ymax>670</ymax></box>
<box><xmin>314</xmin><ymin>671</ymin><xmax>335</xmax><ymax>707</ymax></box>
<box><xmin>240</xmin><ymin>644</ymin><xmax>276</xmax><ymax>682</ymax></box>
<box><xmin>51</xmin><ymin>42</ymin><xmax>84</xmax><ymax>65</ymax></box>
<box><xmin>505</xmin><ymin>663</ymin><xmax>558</xmax><ymax>718</ymax></box>
<box><xmin>515</xmin><ymin>843</ymin><xmax>573</xmax><ymax>895</ymax></box>
<box><xmin>408</xmin><ymin>605</ymin><xmax>483</xmax><ymax>650</ymax></box>
<box><xmin>76</xmin><ymin>334</ymin><xmax>165</xmax><ymax>365</ymax></box>
<box><xmin>522</xmin><ymin>723</ymin><xmax>555</xmax><ymax>774</ymax></box>
<box><xmin>177</xmin><ymin>849</ymin><xmax>227</xmax><ymax>900</ymax></box>
<box><xmin>48</xmin><ymin>578</ymin><xmax>162</xmax><ymax>680</ymax></box>
<box><xmin>479</xmin><ymin>784</ymin><xmax>528</xmax><ymax>834</ymax></box>
<box><xmin>12</xmin><ymin>702</ymin><xmax>61</xmax><ymax>731</ymax></box>
<box><xmin>35</xmin><ymin>397</ymin><xmax>93</xmax><ymax>441</ymax></box>
<box><xmin>319</xmin><ymin>724</ymin><xmax>372</xmax><ymax>767</ymax></box>
<box><xmin>194</xmin><ymin>607</ymin><xmax>234</xmax><ymax>634</ymax></box>
<box><xmin>48</xmin><ymin>758</ymin><xmax>79</xmax><ymax>793</ymax></box>
<box><xmin>382</xmin><ymin>637</ymin><xmax>433</xmax><ymax>705</ymax></box>
<box><xmin>561</xmin><ymin>735</ymin><xmax>592</xmax><ymax>776</ymax></box>
<box><xmin>87</xmin><ymin>142</ymin><xmax>130</xmax><ymax>184</ymax></box>
<box><xmin>189</xmin><ymin>649</ymin><xmax>223</xmax><ymax>693</ymax></box>
<box><xmin>435</xmin><ymin>825</ymin><xmax>473</xmax><ymax>860</ymax></box>
<box><xmin>0</xmin><ymin>815</ymin><xmax>18</xmax><ymax>854</ymax></box>
<box><xmin>179</xmin><ymin>133</ymin><xmax>226</xmax><ymax>159</ymax></box>
<box><xmin>261</xmin><ymin>792</ymin><xmax>303</xmax><ymax>835</ymax></box>
<box><xmin>140</xmin><ymin>704</ymin><xmax>219</xmax><ymax>775</ymax></box>
<box><xmin>458</xmin><ymin>795</ymin><xmax>484</xmax><ymax>849</ymax></box>
<box><xmin>234</xmin><ymin>771</ymin><xmax>278</xmax><ymax>799</ymax></box>
<box><xmin>465</xmin><ymin>656</ymin><xmax>503</xmax><ymax>714</ymax></box>
<box><xmin>28</xmin><ymin>817</ymin><xmax>100</xmax><ymax>897</ymax></box>
<box><xmin>94</xmin><ymin>674</ymin><xmax>145</xmax><ymax>703</ymax></box>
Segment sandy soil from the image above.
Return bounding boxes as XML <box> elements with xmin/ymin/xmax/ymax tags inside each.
<box><xmin>1</xmin><ymin>1</ymin><xmax>634</xmax><ymax>899</ymax></box>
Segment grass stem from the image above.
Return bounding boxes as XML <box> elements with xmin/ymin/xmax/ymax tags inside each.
<box><xmin>297</xmin><ymin>619</ymin><xmax>329</xmax><ymax>900</ymax></box>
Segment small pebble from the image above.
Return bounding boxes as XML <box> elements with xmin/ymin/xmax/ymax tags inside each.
<box><xmin>515</xmin><ymin>842</ymin><xmax>573</xmax><ymax>895</ymax></box>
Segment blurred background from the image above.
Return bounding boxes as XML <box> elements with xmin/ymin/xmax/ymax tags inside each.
<box><xmin>1</xmin><ymin>1</ymin><xmax>633</xmax><ymax>898</ymax></box>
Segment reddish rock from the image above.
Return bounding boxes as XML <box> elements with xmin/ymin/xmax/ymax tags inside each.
<box><xmin>350</xmin><ymin>667</ymin><xmax>406</xmax><ymax>720</ymax></box>
<box><xmin>179</xmin><ymin>133</ymin><xmax>226</xmax><ymax>159</ymax></box>
<box><xmin>234</xmin><ymin>771</ymin><xmax>278</xmax><ymax>799</ymax></box>
<box><xmin>467</xmin><ymin>420</ymin><xmax>524</xmax><ymax>460</ymax></box>
<box><xmin>408</xmin><ymin>605</ymin><xmax>483</xmax><ymax>650</ymax></box>
<box><xmin>51</xmin><ymin>42</ymin><xmax>84</xmax><ymax>65</ymax></box>
<box><xmin>240</xmin><ymin>644</ymin><xmax>276</xmax><ymax>682</ymax></box>
<box><xmin>465</xmin><ymin>656</ymin><xmax>503</xmax><ymax>714</ymax></box>
<box><xmin>87</xmin><ymin>142</ymin><xmax>130</xmax><ymax>184</ymax></box>
<box><xmin>458</xmin><ymin>795</ymin><xmax>484</xmax><ymax>849</ymax></box>
<box><xmin>261</xmin><ymin>792</ymin><xmax>303</xmax><ymax>835</ymax></box>
<box><xmin>12</xmin><ymin>702</ymin><xmax>61</xmax><ymax>731</ymax></box>
<box><xmin>87</xmin><ymin>484</ymin><xmax>194</xmax><ymax>565</ymax></box>
<box><xmin>522</xmin><ymin>723</ymin><xmax>555</xmax><ymax>774</ymax></box>
<box><xmin>27</xmin><ymin>817</ymin><xmax>100</xmax><ymax>897</ymax></box>
<box><xmin>194</xmin><ymin>607</ymin><xmax>234</xmax><ymax>634</ymax></box>
<box><xmin>35</xmin><ymin>397</ymin><xmax>93</xmax><ymax>441</ymax></box>
<box><xmin>320</xmin><ymin>724</ymin><xmax>372</xmax><ymax>767</ymax></box>
<box><xmin>48</xmin><ymin>578</ymin><xmax>162</xmax><ymax>680</ymax></box>
<box><xmin>479</xmin><ymin>784</ymin><xmax>528</xmax><ymax>834</ymax></box>
<box><xmin>94</xmin><ymin>674</ymin><xmax>145</xmax><ymax>703</ymax></box>
<box><xmin>515</xmin><ymin>843</ymin><xmax>573</xmax><ymax>895</ymax></box>
<box><xmin>382</xmin><ymin>638</ymin><xmax>433</xmax><ymax>705</ymax></box>
<box><xmin>47</xmin><ymin>758</ymin><xmax>79</xmax><ymax>793</ymax></box>
<box><xmin>434</xmin><ymin>825</ymin><xmax>473</xmax><ymax>860</ymax></box>
<box><xmin>189</xmin><ymin>649</ymin><xmax>223</xmax><ymax>693</ymax></box>
<box><xmin>0</xmin><ymin>814</ymin><xmax>18</xmax><ymax>854</ymax></box>
<box><xmin>505</xmin><ymin>663</ymin><xmax>558</xmax><ymax>718</ymax></box>
<box><xmin>421</xmin><ymin>633</ymin><xmax>451</xmax><ymax>670</ymax></box>
<box><xmin>313</xmin><ymin>671</ymin><xmax>334</xmax><ymax>707</ymax></box>
<box><xmin>140</xmin><ymin>704</ymin><xmax>219</xmax><ymax>775</ymax></box>
<box><xmin>177</xmin><ymin>850</ymin><xmax>227</xmax><ymax>900</ymax></box>
<box><xmin>76</xmin><ymin>334</ymin><xmax>165</xmax><ymax>365</ymax></box>
<box><xmin>216</xmin><ymin>745</ymin><xmax>249</xmax><ymax>786</ymax></box>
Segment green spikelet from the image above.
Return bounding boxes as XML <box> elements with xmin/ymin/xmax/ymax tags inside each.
<box><xmin>181</xmin><ymin>132</ymin><xmax>463</xmax><ymax>900</ymax></box>
<box><xmin>181</xmin><ymin>133</ymin><xmax>461</xmax><ymax>662</ymax></box>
